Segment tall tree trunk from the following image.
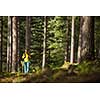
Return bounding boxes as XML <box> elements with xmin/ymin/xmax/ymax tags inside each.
<box><xmin>25</xmin><ymin>16</ymin><xmax>31</xmax><ymax>51</ymax></box>
<box><xmin>12</xmin><ymin>16</ymin><xmax>18</xmax><ymax>72</ymax></box>
<box><xmin>89</xmin><ymin>17</ymin><xmax>95</xmax><ymax>59</ymax></box>
<box><xmin>17</xmin><ymin>17</ymin><xmax>20</xmax><ymax>70</ymax></box>
<box><xmin>0</xmin><ymin>16</ymin><xmax>3</xmax><ymax>72</ymax></box>
<box><xmin>77</xmin><ymin>16</ymin><xmax>94</xmax><ymax>63</ymax></box>
<box><xmin>70</xmin><ymin>16</ymin><xmax>75</xmax><ymax>64</ymax></box>
<box><xmin>64</xmin><ymin>16</ymin><xmax>69</xmax><ymax>62</ymax></box>
<box><xmin>7</xmin><ymin>16</ymin><xmax>12</xmax><ymax>72</ymax></box>
<box><xmin>77</xmin><ymin>17</ymin><xmax>82</xmax><ymax>63</ymax></box>
<box><xmin>42</xmin><ymin>16</ymin><xmax>47</xmax><ymax>70</ymax></box>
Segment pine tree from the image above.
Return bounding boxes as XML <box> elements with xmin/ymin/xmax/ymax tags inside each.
<box><xmin>0</xmin><ymin>16</ymin><xmax>3</xmax><ymax>72</ymax></box>
<box><xmin>64</xmin><ymin>16</ymin><xmax>69</xmax><ymax>62</ymax></box>
<box><xmin>7</xmin><ymin>16</ymin><xmax>12</xmax><ymax>72</ymax></box>
<box><xmin>25</xmin><ymin>16</ymin><xmax>31</xmax><ymax>50</ymax></box>
<box><xmin>42</xmin><ymin>16</ymin><xmax>47</xmax><ymax>70</ymax></box>
<box><xmin>77</xmin><ymin>16</ymin><xmax>95</xmax><ymax>63</ymax></box>
<box><xmin>17</xmin><ymin>17</ymin><xmax>20</xmax><ymax>70</ymax></box>
<box><xmin>70</xmin><ymin>16</ymin><xmax>75</xmax><ymax>63</ymax></box>
<box><xmin>12</xmin><ymin>16</ymin><xmax>18</xmax><ymax>72</ymax></box>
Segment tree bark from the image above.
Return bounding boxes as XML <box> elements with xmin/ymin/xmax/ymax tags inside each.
<box><xmin>64</xmin><ymin>16</ymin><xmax>69</xmax><ymax>62</ymax></box>
<box><xmin>17</xmin><ymin>17</ymin><xmax>20</xmax><ymax>70</ymax></box>
<box><xmin>12</xmin><ymin>16</ymin><xmax>18</xmax><ymax>72</ymax></box>
<box><xmin>7</xmin><ymin>16</ymin><xmax>12</xmax><ymax>72</ymax></box>
<box><xmin>42</xmin><ymin>16</ymin><xmax>47</xmax><ymax>70</ymax></box>
<box><xmin>77</xmin><ymin>16</ymin><xmax>94</xmax><ymax>63</ymax></box>
<box><xmin>70</xmin><ymin>16</ymin><xmax>75</xmax><ymax>64</ymax></box>
<box><xmin>89</xmin><ymin>17</ymin><xmax>95</xmax><ymax>59</ymax></box>
<box><xmin>25</xmin><ymin>16</ymin><xmax>31</xmax><ymax>51</ymax></box>
<box><xmin>0</xmin><ymin>16</ymin><xmax>3</xmax><ymax>72</ymax></box>
<box><xmin>77</xmin><ymin>17</ymin><xmax>82</xmax><ymax>63</ymax></box>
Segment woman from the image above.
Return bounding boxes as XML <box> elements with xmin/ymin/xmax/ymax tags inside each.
<box><xmin>22</xmin><ymin>49</ymin><xmax>31</xmax><ymax>73</ymax></box>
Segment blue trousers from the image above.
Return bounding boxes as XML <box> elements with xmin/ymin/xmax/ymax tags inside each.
<box><xmin>24</xmin><ymin>62</ymin><xmax>30</xmax><ymax>73</ymax></box>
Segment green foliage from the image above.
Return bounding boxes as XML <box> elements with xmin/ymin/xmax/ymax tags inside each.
<box><xmin>19</xmin><ymin>16</ymin><xmax>26</xmax><ymax>52</ymax></box>
<box><xmin>30</xmin><ymin>16</ymin><xmax>43</xmax><ymax>67</ymax></box>
<box><xmin>1</xmin><ymin>16</ymin><xmax>100</xmax><ymax>74</ymax></box>
<box><xmin>75</xmin><ymin>60</ymin><xmax>100</xmax><ymax>75</ymax></box>
<box><xmin>95</xmin><ymin>17</ymin><xmax>100</xmax><ymax>58</ymax></box>
<box><xmin>48</xmin><ymin>16</ymin><xmax>67</xmax><ymax>67</ymax></box>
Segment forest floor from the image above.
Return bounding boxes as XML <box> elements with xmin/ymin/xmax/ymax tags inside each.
<box><xmin>1</xmin><ymin>60</ymin><xmax>100</xmax><ymax>83</ymax></box>
<box><xmin>0</xmin><ymin>68</ymin><xmax>100</xmax><ymax>83</ymax></box>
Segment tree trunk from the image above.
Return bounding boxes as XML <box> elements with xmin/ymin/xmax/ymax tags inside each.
<box><xmin>70</xmin><ymin>16</ymin><xmax>75</xmax><ymax>64</ymax></box>
<box><xmin>42</xmin><ymin>16</ymin><xmax>47</xmax><ymax>70</ymax></box>
<box><xmin>65</xmin><ymin>16</ymin><xmax>69</xmax><ymax>62</ymax></box>
<box><xmin>12</xmin><ymin>16</ymin><xmax>18</xmax><ymax>72</ymax></box>
<box><xmin>77</xmin><ymin>17</ymin><xmax>82</xmax><ymax>63</ymax></box>
<box><xmin>25</xmin><ymin>16</ymin><xmax>31</xmax><ymax>51</ymax></box>
<box><xmin>77</xmin><ymin>16</ymin><xmax>94</xmax><ymax>63</ymax></box>
<box><xmin>17</xmin><ymin>17</ymin><xmax>20</xmax><ymax>70</ymax></box>
<box><xmin>7</xmin><ymin>16</ymin><xmax>12</xmax><ymax>72</ymax></box>
<box><xmin>0</xmin><ymin>16</ymin><xmax>3</xmax><ymax>72</ymax></box>
<box><xmin>89</xmin><ymin>17</ymin><xmax>95</xmax><ymax>59</ymax></box>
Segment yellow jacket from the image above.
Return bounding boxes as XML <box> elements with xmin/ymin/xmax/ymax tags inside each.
<box><xmin>22</xmin><ymin>53</ymin><xmax>30</xmax><ymax>62</ymax></box>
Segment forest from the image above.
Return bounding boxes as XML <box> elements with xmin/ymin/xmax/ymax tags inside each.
<box><xmin>0</xmin><ymin>16</ymin><xmax>100</xmax><ymax>83</ymax></box>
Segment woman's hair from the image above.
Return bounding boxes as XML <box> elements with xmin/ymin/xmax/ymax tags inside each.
<box><xmin>25</xmin><ymin>49</ymin><xmax>29</xmax><ymax>54</ymax></box>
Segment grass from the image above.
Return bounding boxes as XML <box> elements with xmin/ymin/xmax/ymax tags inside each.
<box><xmin>0</xmin><ymin>60</ymin><xmax>100</xmax><ymax>83</ymax></box>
